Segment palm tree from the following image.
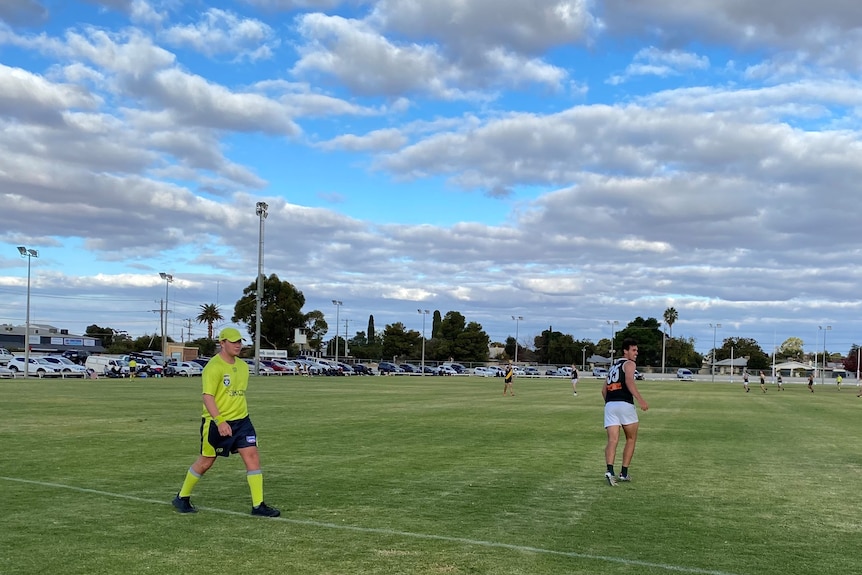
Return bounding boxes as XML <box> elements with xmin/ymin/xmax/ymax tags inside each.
<box><xmin>663</xmin><ymin>307</ymin><xmax>678</xmax><ymax>338</ymax></box>
<box><xmin>196</xmin><ymin>303</ymin><xmax>224</xmax><ymax>340</ymax></box>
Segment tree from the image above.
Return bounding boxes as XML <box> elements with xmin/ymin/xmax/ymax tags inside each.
<box><xmin>843</xmin><ymin>344</ymin><xmax>860</xmax><ymax>376</ymax></box>
<box><xmin>715</xmin><ymin>337</ymin><xmax>770</xmax><ymax>371</ymax></box>
<box><xmin>195</xmin><ymin>303</ymin><xmax>223</xmax><ymax>340</ymax></box>
<box><xmin>665</xmin><ymin>336</ymin><xmax>703</xmax><ymax>369</ymax></box>
<box><xmin>380</xmin><ymin>322</ymin><xmax>421</xmax><ymax>360</ymax></box>
<box><xmin>777</xmin><ymin>337</ymin><xmax>804</xmax><ymax>360</ymax></box>
<box><xmin>232</xmin><ymin>274</ymin><xmax>320</xmax><ymax>350</ymax></box>
<box><xmin>431</xmin><ymin>310</ymin><xmax>442</xmax><ymax>339</ymax></box>
<box><xmin>85</xmin><ymin>324</ymin><xmax>116</xmax><ymax>348</ymax></box>
<box><xmin>367</xmin><ymin>315</ymin><xmax>376</xmax><ymax>344</ymax></box>
<box><xmin>663</xmin><ymin>307</ymin><xmax>678</xmax><ymax>338</ymax></box>
<box><xmin>616</xmin><ymin>317</ymin><xmax>663</xmax><ymax>367</ymax></box>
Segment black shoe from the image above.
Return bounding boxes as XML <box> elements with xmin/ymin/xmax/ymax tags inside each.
<box><xmin>172</xmin><ymin>494</ymin><xmax>197</xmax><ymax>514</ymax></box>
<box><xmin>251</xmin><ymin>502</ymin><xmax>281</xmax><ymax>517</ymax></box>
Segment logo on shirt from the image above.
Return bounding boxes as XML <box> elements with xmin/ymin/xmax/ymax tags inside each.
<box><xmin>223</xmin><ymin>374</ymin><xmax>231</xmax><ymax>387</ymax></box>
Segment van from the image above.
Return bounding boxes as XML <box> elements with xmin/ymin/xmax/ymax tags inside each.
<box><xmin>676</xmin><ymin>368</ymin><xmax>693</xmax><ymax>380</ymax></box>
<box><xmin>85</xmin><ymin>355</ymin><xmax>129</xmax><ymax>376</ymax></box>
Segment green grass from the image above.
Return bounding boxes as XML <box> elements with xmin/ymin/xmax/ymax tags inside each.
<box><xmin>1</xmin><ymin>375</ymin><xmax>860</xmax><ymax>575</ymax></box>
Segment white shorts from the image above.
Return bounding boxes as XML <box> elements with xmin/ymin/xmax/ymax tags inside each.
<box><xmin>604</xmin><ymin>401</ymin><xmax>638</xmax><ymax>428</ymax></box>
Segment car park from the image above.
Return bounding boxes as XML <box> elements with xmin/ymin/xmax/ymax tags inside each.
<box><xmin>523</xmin><ymin>367</ymin><xmax>540</xmax><ymax>376</ymax></box>
<box><xmin>592</xmin><ymin>367</ymin><xmax>609</xmax><ymax>378</ymax></box>
<box><xmin>7</xmin><ymin>356</ymin><xmax>59</xmax><ymax>377</ymax></box>
<box><xmin>634</xmin><ymin>370</ymin><xmax>645</xmax><ymax>380</ymax></box>
<box><xmin>42</xmin><ymin>355</ymin><xmax>89</xmax><ymax>376</ymax></box>
<box><xmin>472</xmin><ymin>366</ymin><xmax>494</xmax><ymax>377</ymax></box>
<box><xmin>0</xmin><ymin>366</ymin><xmax>13</xmax><ymax>378</ymax></box>
<box><xmin>677</xmin><ymin>368</ymin><xmax>694</xmax><ymax>381</ymax></box>
<box><xmin>399</xmin><ymin>363</ymin><xmax>420</xmax><ymax>373</ymax></box>
<box><xmin>555</xmin><ymin>366</ymin><xmax>573</xmax><ymax>377</ymax></box>
<box><xmin>437</xmin><ymin>365</ymin><xmax>457</xmax><ymax>375</ymax></box>
<box><xmin>485</xmin><ymin>365</ymin><xmax>504</xmax><ymax>377</ymax></box>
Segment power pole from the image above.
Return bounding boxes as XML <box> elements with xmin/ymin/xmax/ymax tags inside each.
<box><xmin>183</xmin><ymin>318</ymin><xmax>193</xmax><ymax>343</ymax></box>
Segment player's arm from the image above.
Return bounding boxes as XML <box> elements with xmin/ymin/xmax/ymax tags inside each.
<box><xmin>624</xmin><ymin>361</ymin><xmax>648</xmax><ymax>411</ymax></box>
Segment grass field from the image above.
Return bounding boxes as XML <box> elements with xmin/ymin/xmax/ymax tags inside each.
<box><xmin>2</xmin><ymin>374</ymin><xmax>860</xmax><ymax>575</ymax></box>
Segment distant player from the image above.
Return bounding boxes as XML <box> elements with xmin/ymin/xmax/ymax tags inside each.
<box><xmin>776</xmin><ymin>374</ymin><xmax>784</xmax><ymax>391</ymax></box>
<box><xmin>743</xmin><ymin>371</ymin><xmax>750</xmax><ymax>393</ymax></box>
<box><xmin>759</xmin><ymin>371</ymin><xmax>767</xmax><ymax>394</ymax></box>
<box><xmin>571</xmin><ymin>364</ymin><xmax>579</xmax><ymax>396</ymax></box>
<box><xmin>808</xmin><ymin>373</ymin><xmax>814</xmax><ymax>393</ymax></box>
<box><xmin>503</xmin><ymin>362</ymin><xmax>515</xmax><ymax>396</ymax></box>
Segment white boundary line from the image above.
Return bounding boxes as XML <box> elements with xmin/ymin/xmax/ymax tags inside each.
<box><xmin>1</xmin><ymin>476</ymin><xmax>741</xmax><ymax>575</ymax></box>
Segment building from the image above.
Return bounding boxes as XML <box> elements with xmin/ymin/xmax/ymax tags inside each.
<box><xmin>0</xmin><ymin>323</ymin><xmax>105</xmax><ymax>354</ymax></box>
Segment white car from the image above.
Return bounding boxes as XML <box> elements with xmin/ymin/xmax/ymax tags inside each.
<box><xmin>168</xmin><ymin>361</ymin><xmax>203</xmax><ymax>376</ymax></box>
<box><xmin>485</xmin><ymin>366</ymin><xmax>504</xmax><ymax>377</ymax></box>
<box><xmin>472</xmin><ymin>366</ymin><xmax>494</xmax><ymax>377</ymax></box>
<box><xmin>677</xmin><ymin>368</ymin><xmax>694</xmax><ymax>381</ymax></box>
<box><xmin>42</xmin><ymin>356</ymin><xmax>88</xmax><ymax>377</ymax></box>
<box><xmin>0</xmin><ymin>366</ymin><xmax>14</xmax><ymax>378</ymax></box>
<box><xmin>437</xmin><ymin>365</ymin><xmax>457</xmax><ymax>375</ymax></box>
<box><xmin>7</xmin><ymin>356</ymin><xmax>59</xmax><ymax>377</ymax></box>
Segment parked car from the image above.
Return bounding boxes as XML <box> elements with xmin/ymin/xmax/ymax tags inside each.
<box><xmin>677</xmin><ymin>368</ymin><xmax>694</xmax><ymax>381</ymax></box>
<box><xmin>472</xmin><ymin>366</ymin><xmax>494</xmax><ymax>377</ymax></box>
<box><xmin>168</xmin><ymin>361</ymin><xmax>203</xmax><ymax>376</ymax></box>
<box><xmin>592</xmin><ymin>367</ymin><xmax>609</xmax><ymax>378</ymax></box>
<box><xmin>42</xmin><ymin>355</ymin><xmax>89</xmax><ymax>376</ymax></box>
<box><xmin>295</xmin><ymin>359</ymin><xmax>327</xmax><ymax>375</ymax></box>
<box><xmin>523</xmin><ymin>367</ymin><xmax>540</xmax><ymax>376</ymax></box>
<box><xmin>485</xmin><ymin>365</ymin><xmax>504</xmax><ymax>377</ymax></box>
<box><xmin>555</xmin><ymin>366</ymin><xmax>573</xmax><ymax>377</ymax></box>
<box><xmin>243</xmin><ymin>359</ymin><xmax>274</xmax><ymax>376</ymax></box>
<box><xmin>352</xmin><ymin>363</ymin><xmax>374</xmax><ymax>375</ymax></box>
<box><xmin>7</xmin><ymin>356</ymin><xmax>59</xmax><ymax>377</ymax></box>
<box><xmin>0</xmin><ymin>366</ymin><xmax>13</xmax><ymax>378</ymax></box>
<box><xmin>441</xmin><ymin>362</ymin><xmax>467</xmax><ymax>374</ymax></box>
<box><xmin>422</xmin><ymin>365</ymin><xmax>440</xmax><ymax>375</ymax></box>
<box><xmin>62</xmin><ymin>349</ymin><xmax>89</xmax><ymax>364</ymax></box>
<box><xmin>634</xmin><ymin>370</ymin><xmax>645</xmax><ymax>380</ymax></box>
<box><xmin>0</xmin><ymin>347</ymin><xmax>14</xmax><ymax>365</ymax></box>
<box><xmin>437</xmin><ymin>365</ymin><xmax>457</xmax><ymax>375</ymax></box>
<box><xmin>269</xmin><ymin>359</ymin><xmax>298</xmax><ymax>375</ymax></box>
<box><xmin>85</xmin><ymin>355</ymin><xmax>129</xmax><ymax>377</ymax></box>
<box><xmin>399</xmin><ymin>363</ymin><xmax>420</xmax><ymax>373</ymax></box>
<box><xmin>377</xmin><ymin>361</ymin><xmax>403</xmax><ymax>374</ymax></box>
<box><xmin>261</xmin><ymin>360</ymin><xmax>289</xmax><ymax>375</ymax></box>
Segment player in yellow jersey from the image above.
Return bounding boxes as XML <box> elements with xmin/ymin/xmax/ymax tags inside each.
<box><xmin>172</xmin><ymin>327</ymin><xmax>280</xmax><ymax>517</ymax></box>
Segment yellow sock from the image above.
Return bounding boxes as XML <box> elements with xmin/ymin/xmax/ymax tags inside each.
<box><xmin>178</xmin><ymin>468</ymin><xmax>201</xmax><ymax>498</ymax></box>
<box><xmin>247</xmin><ymin>470</ymin><xmax>264</xmax><ymax>507</ymax></box>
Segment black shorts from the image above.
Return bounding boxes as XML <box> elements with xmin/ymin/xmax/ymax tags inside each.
<box><xmin>200</xmin><ymin>415</ymin><xmax>258</xmax><ymax>458</ymax></box>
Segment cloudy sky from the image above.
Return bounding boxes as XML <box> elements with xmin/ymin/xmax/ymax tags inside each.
<box><xmin>1</xmin><ymin>0</ymin><xmax>861</xmax><ymax>357</ymax></box>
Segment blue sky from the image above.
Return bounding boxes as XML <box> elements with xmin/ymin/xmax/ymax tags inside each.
<box><xmin>1</xmin><ymin>0</ymin><xmax>862</xmax><ymax>358</ymax></box>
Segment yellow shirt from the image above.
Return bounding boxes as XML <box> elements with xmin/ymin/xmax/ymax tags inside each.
<box><xmin>201</xmin><ymin>354</ymin><xmax>250</xmax><ymax>421</ymax></box>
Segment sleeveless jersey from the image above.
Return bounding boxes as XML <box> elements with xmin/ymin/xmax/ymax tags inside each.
<box><xmin>605</xmin><ymin>358</ymin><xmax>634</xmax><ymax>404</ymax></box>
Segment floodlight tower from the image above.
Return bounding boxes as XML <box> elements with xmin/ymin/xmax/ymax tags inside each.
<box><xmin>419</xmin><ymin>309</ymin><xmax>430</xmax><ymax>375</ymax></box>
<box><xmin>17</xmin><ymin>246</ymin><xmax>38</xmax><ymax>378</ymax></box>
<box><xmin>512</xmin><ymin>316</ymin><xmax>523</xmax><ymax>364</ymax></box>
<box><xmin>255</xmin><ymin>201</ymin><xmax>268</xmax><ymax>375</ymax></box>
<box><xmin>159</xmin><ymin>272</ymin><xmax>173</xmax><ymax>363</ymax></box>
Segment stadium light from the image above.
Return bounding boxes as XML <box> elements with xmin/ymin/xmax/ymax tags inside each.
<box><xmin>332</xmin><ymin>300</ymin><xmax>342</xmax><ymax>365</ymax></box>
<box><xmin>17</xmin><ymin>246</ymin><xmax>38</xmax><ymax>378</ymax></box>
<box><xmin>607</xmin><ymin>320</ymin><xmax>619</xmax><ymax>363</ymax></box>
<box><xmin>710</xmin><ymin>323</ymin><xmax>722</xmax><ymax>382</ymax></box>
<box><xmin>512</xmin><ymin>316</ymin><xmax>523</xmax><ymax>364</ymax></box>
<box><xmin>419</xmin><ymin>309</ymin><xmax>430</xmax><ymax>375</ymax></box>
<box><xmin>255</xmin><ymin>201</ymin><xmax>268</xmax><ymax>375</ymax></box>
<box><xmin>159</xmin><ymin>272</ymin><xmax>173</xmax><ymax>363</ymax></box>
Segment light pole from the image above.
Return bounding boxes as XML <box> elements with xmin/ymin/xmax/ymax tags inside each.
<box><xmin>418</xmin><ymin>309</ymin><xmax>429</xmax><ymax>375</ymax></box>
<box><xmin>255</xmin><ymin>201</ymin><xmax>268</xmax><ymax>375</ymax></box>
<box><xmin>512</xmin><ymin>316</ymin><xmax>523</xmax><ymax>364</ymax></box>
<box><xmin>159</xmin><ymin>272</ymin><xmax>173</xmax><ymax>363</ymax></box>
<box><xmin>607</xmin><ymin>320</ymin><xmax>619</xmax><ymax>364</ymax></box>
<box><xmin>581</xmin><ymin>346</ymin><xmax>586</xmax><ymax>371</ymax></box>
<box><xmin>17</xmin><ymin>246</ymin><xmax>38</xmax><ymax>378</ymax></box>
<box><xmin>332</xmin><ymin>300</ymin><xmax>342</xmax><ymax>364</ymax></box>
<box><xmin>709</xmin><ymin>323</ymin><xmax>721</xmax><ymax>382</ymax></box>
<box><xmin>820</xmin><ymin>325</ymin><xmax>831</xmax><ymax>385</ymax></box>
